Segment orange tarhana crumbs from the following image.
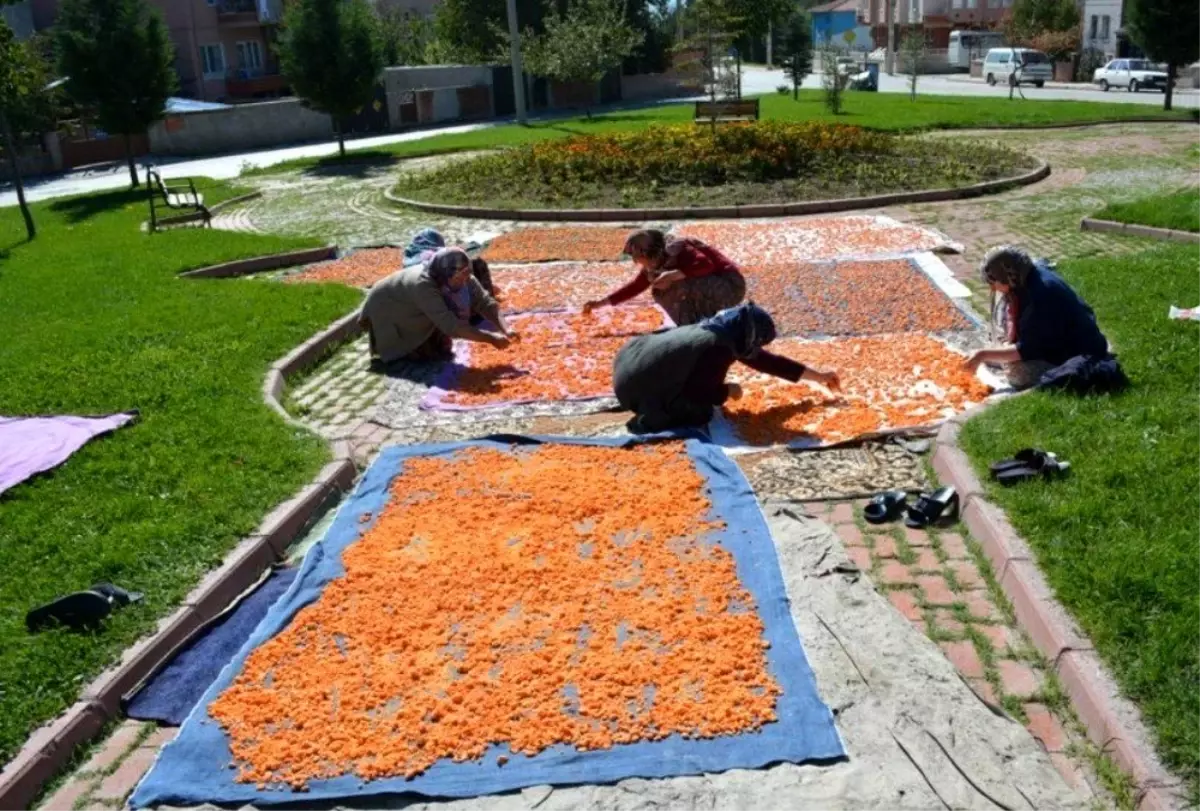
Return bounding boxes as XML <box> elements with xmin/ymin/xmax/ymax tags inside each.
<box><xmin>208</xmin><ymin>444</ymin><xmax>780</xmax><ymax>789</ymax></box>
<box><xmin>442</xmin><ymin>306</ymin><xmax>663</xmax><ymax>406</ymax></box>
<box><xmin>742</xmin><ymin>259</ymin><xmax>972</xmax><ymax>338</ymax></box>
<box><xmin>726</xmin><ymin>333</ymin><xmax>992</xmax><ymax>446</ymax></box>
<box><xmin>673</xmin><ymin>217</ymin><xmax>952</xmax><ymax>265</ymax></box>
<box><xmin>285</xmin><ymin>248</ymin><xmax>405</xmax><ymax>288</ymax></box>
<box><xmin>493</xmin><ymin>262</ymin><xmax>633</xmax><ymax>314</ymax></box>
<box><xmin>481</xmin><ymin>228</ymin><xmax>632</xmax><ymax>263</ymax></box>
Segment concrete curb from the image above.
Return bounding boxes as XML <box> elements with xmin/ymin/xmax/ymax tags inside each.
<box><xmin>178</xmin><ymin>245</ymin><xmax>337</xmax><ymax>279</ymax></box>
<box><xmin>1080</xmin><ymin>217</ymin><xmax>1200</xmax><ymax>244</ymax></box>
<box><xmin>207</xmin><ymin>191</ymin><xmax>264</xmax><ymax>213</ymax></box>
<box><xmin>384</xmin><ymin>160</ymin><xmax>1051</xmax><ymax>222</ymax></box>
<box><xmin>932</xmin><ymin>413</ymin><xmax>1186</xmax><ymax>809</ymax></box>
<box><xmin>0</xmin><ymin>312</ymin><xmax>361</xmax><ymax>811</ymax></box>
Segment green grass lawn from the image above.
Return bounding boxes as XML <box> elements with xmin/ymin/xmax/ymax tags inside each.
<box><xmin>248</xmin><ymin>90</ymin><xmax>1196</xmax><ymax>177</ymax></box>
<box><xmin>1095</xmin><ymin>188</ymin><xmax>1200</xmax><ymax>232</ymax></box>
<box><xmin>959</xmin><ymin>244</ymin><xmax>1200</xmax><ymax>799</ymax></box>
<box><xmin>0</xmin><ymin>184</ymin><xmax>360</xmax><ymax>765</ymax></box>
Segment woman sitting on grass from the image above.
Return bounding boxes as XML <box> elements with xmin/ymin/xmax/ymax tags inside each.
<box><xmin>613</xmin><ymin>302</ymin><xmax>841</xmax><ymax>434</ymax></box>
<box><xmin>965</xmin><ymin>246</ymin><xmax>1114</xmax><ymax>390</ymax></box>
<box><xmin>583</xmin><ymin>230</ymin><xmax>746</xmax><ymax>325</ymax></box>
<box><xmin>359</xmin><ymin>248</ymin><xmax>515</xmax><ymax>367</ymax></box>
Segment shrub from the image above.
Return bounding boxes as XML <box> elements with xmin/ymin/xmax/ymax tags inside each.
<box><xmin>776</xmin><ymin>84</ymin><xmax>790</xmax><ymax>94</ymax></box>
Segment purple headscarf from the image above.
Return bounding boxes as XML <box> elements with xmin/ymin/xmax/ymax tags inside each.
<box><xmin>424</xmin><ymin>247</ymin><xmax>472</xmax><ymax>319</ymax></box>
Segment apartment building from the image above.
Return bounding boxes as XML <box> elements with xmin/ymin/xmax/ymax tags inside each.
<box><xmin>862</xmin><ymin>0</ymin><xmax>1011</xmax><ymax>48</ymax></box>
<box><xmin>1080</xmin><ymin>0</ymin><xmax>1124</xmax><ymax>59</ymax></box>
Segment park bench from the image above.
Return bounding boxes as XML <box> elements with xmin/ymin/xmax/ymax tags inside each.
<box><xmin>146</xmin><ymin>165</ymin><xmax>211</xmax><ymax>232</ymax></box>
<box><xmin>694</xmin><ymin>99</ymin><xmax>760</xmax><ymax>125</ymax></box>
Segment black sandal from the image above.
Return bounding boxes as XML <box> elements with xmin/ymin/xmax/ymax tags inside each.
<box><xmin>26</xmin><ymin>590</ymin><xmax>113</xmax><ymax>632</ymax></box>
<box><xmin>863</xmin><ymin>490</ymin><xmax>908</xmax><ymax>524</ymax></box>
<box><xmin>905</xmin><ymin>486</ymin><xmax>960</xmax><ymax>529</ymax></box>
<box><xmin>990</xmin><ymin>449</ymin><xmax>1056</xmax><ymax>478</ymax></box>
<box><xmin>996</xmin><ymin>457</ymin><xmax>1071</xmax><ymax>486</ymax></box>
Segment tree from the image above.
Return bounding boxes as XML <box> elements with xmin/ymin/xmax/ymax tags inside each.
<box><xmin>779</xmin><ymin>10</ymin><xmax>812</xmax><ymax>100</ymax></box>
<box><xmin>900</xmin><ymin>28</ymin><xmax>926</xmax><ymax>99</ymax></box>
<box><xmin>376</xmin><ymin>0</ymin><xmax>434</xmax><ymax>66</ymax></box>
<box><xmin>1126</xmin><ymin>0</ymin><xmax>1199</xmax><ymax>111</ymax></box>
<box><xmin>431</xmin><ymin>0</ymin><xmax>544</xmax><ymax>64</ymax></box>
<box><xmin>55</xmin><ymin>0</ymin><xmax>175</xmax><ymax>188</ymax></box>
<box><xmin>1005</xmin><ymin>0</ymin><xmax>1079</xmax><ymax>45</ymax></box>
<box><xmin>818</xmin><ymin>39</ymin><xmax>847</xmax><ymax>114</ymax></box>
<box><xmin>0</xmin><ymin>18</ymin><xmax>47</xmax><ymax>240</ymax></box>
<box><xmin>278</xmin><ymin>0</ymin><xmax>383</xmax><ymax>157</ymax></box>
<box><xmin>521</xmin><ymin>0</ymin><xmax>643</xmax><ymax>118</ymax></box>
<box><xmin>674</xmin><ymin>0</ymin><xmax>741</xmax><ymax>102</ymax></box>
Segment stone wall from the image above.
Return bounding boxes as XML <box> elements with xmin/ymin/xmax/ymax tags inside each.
<box><xmin>147</xmin><ymin>99</ymin><xmax>333</xmax><ymax>156</ymax></box>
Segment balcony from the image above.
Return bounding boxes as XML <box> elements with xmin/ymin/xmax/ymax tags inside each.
<box><xmin>216</xmin><ymin>0</ymin><xmax>260</xmax><ymax>25</ymax></box>
<box><xmin>225</xmin><ymin>70</ymin><xmax>288</xmax><ymax>99</ymax></box>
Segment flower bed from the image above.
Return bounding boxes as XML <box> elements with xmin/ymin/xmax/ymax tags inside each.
<box><xmin>493</xmin><ymin>262</ymin><xmax>634</xmax><ymax>313</ymax></box>
<box><xmin>285</xmin><ymin>248</ymin><xmax>405</xmax><ymax>288</ymax></box>
<box><xmin>399</xmin><ymin>123</ymin><xmax>1035</xmax><ymax>210</ymax></box>
<box><xmin>724</xmin><ymin>334</ymin><xmax>992</xmax><ymax>447</ymax></box>
<box><xmin>481</xmin><ymin>228</ymin><xmax>633</xmax><ymax>263</ymax></box>
<box><xmin>210</xmin><ymin>443</ymin><xmax>780</xmax><ymax>788</ymax></box>
<box><xmin>743</xmin><ymin>259</ymin><xmax>973</xmax><ymax>338</ymax></box>
<box><xmin>428</xmin><ymin>307</ymin><xmax>665</xmax><ymax>409</ymax></box>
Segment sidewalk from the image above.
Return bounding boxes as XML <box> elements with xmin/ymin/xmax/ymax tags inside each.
<box><xmin>941</xmin><ymin>73</ymin><xmax>1200</xmax><ymax>94</ymax></box>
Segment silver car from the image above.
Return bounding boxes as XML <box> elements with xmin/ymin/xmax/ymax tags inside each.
<box><xmin>1092</xmin><ymin>59</ymin><xmax>1170</xmax><ymax>93</ymax></box>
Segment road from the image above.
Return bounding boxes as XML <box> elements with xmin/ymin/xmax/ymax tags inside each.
<box><xmin>2</xmin><ymin>66</ymin><xmax>1194</xmax><ymax>208</ymax></box>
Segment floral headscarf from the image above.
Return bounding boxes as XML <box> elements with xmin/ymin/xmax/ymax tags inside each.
<box><xmin>700</xmin><ymin>302</ymin><xmax>777</xmax><ymax>359</ymax></box>
<box><xmin>424</xmin><ymin>247</ymin><xmax>472</xmax><ymax>319</ymax></box>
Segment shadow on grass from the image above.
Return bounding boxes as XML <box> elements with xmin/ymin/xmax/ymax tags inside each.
<box><xmin>299</xmin><ymin>151</ymin><xmax>403</xmax><ymax>179</ymax></box>
<box><xmin>48</xmin><ymin>187</ymin><xmax>145</xmax><ymax>223</ymax></box>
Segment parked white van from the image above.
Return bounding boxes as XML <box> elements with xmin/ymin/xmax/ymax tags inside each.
<box><xmin>982</xmin><ymin>48</ymin><xmax>1052</xmax><ymax>88</ymax></box>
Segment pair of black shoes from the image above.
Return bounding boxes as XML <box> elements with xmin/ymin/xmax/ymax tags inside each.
<box><xmin>990</xmin><ymin>448</ymin><xmax>1070</xmax><ymax>486</ymax></box>
<box><xmin>863</xmin><ymin>487</ymin><xmax>959</xmax><ymax>529</ymax></box>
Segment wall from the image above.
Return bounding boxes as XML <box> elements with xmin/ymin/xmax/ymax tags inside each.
<box><xmin>382</xmin><ymin>65</ymin><xmax>494</xmax><ymax>127</ymax></box>
<box><xmin>148</xmin><ymin>98</ymin><xmax>332</xmax><ymax>155</ymax></box>
<box><xmin>1</xmin><ymin>0</ymin><xmax>35</xmax><ymax>38</ymax></box>
<box><xmin>1081</xmin><ymin>0</ymin><xmax>1122</xmax><ymax>60</ymax></box>
<box><xmin>621</xmin><ymin>72</ymin><xmax>692</xmax><ymax>101</ymax></box>
<box><xmin>813</xmin><ymin>11</ymin><xmax>859</xmax><ymax>45</ymax></box>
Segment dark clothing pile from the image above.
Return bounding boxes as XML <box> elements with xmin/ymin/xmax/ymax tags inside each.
<box><xmin>1035</xmin><ymin>353</ymin><xmax>1129</xmax><ymax>395</ymax></box>
<box><xmin>613</xmin><ymin>303</ymin><xmax>805</xmax><ymax>433</ymax></box>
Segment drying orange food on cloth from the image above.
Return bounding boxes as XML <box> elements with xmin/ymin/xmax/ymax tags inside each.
<box><xmin>722</xmin><ymin>333</ymin><xmax>992</xmax><ymax>447</ymax></box>
<box><xmin>208</xmin><ymin>443</ymin><xmax>782</xmax><ymax>789</ymax></box>
<box><xmin>481</xmin><ymin>228</ymin><xmax>633</xmax><ymax>263</ymax></box>
<box><xmin>493</xmin><ymin>262</ymin><xmax>635</xmax><ymax>313</ymax></box>
<box><xmin>672</xmin><ymin>217</ymin><xmax>960</xmax><ymax>266</ymax></box>
<box><xmin>424</xmin><ymin>306</ymin><xmax>667</xmax><ymax>409</ymax></box>
<box><xmin>285</xmin><ymin>248</ymin><xmax>405</xmax><ymax>288</ymax></box>
<box><xmin>742</xmin><ymin>259</ymin><xmax>974</xmax><ymax>338</ymax></box>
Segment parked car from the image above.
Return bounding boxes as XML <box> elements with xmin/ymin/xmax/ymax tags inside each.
<box><xmin>1092</xmin><ymin>59</ymin><xmax>1171</xmax><ymax>92</ymax></box>
<box><xmin>982</xmin><ymin>48</ymin><xmax>1052</xmax><ymax>88</ymax></box>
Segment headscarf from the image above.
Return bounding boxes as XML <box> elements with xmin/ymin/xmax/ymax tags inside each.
<box><xmin>700</xmin><ymin>302</ymin><xmax>777</xmax><ymax>359</ymax></box>
<box><xmin>424</xmin><ymin>247</ymin><xmax>472</xmax><ymax>319</ymax></box>
<box><xmin>403</xmin><ymin>228</ymin><xmax>446</xmax><ymax>265</ymax></box>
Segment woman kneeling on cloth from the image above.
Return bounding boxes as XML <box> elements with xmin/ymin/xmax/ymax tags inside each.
<box><xmin>613</xmin><ymin>302</ymin><xmax>841</xmax><ymax>434</ymax></box>
<box><xmin>965</xmin><ymin>246</ymin><xmax>1119</xmax><ymax>391</ymax></box>
<box><xmin>359</xmin><ymin>247</ymin><xmax>515</xmax><ymax>366</ymax></box>
<box><xmin>583</xmin><ymin>230</ymin><xmax>746</xmax><ymax>326</ymax></box>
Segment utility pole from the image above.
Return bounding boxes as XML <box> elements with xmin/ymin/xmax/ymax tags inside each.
<box><xmin>766</xmin><ymin>21</ymin><xmax>773</xmax><ymax>68</ymax></box>
<box><xmin>885</xmin><ymin>0</ymin><xmax>895</xmax><ymax>74</ymax></box>
<box><xmin>505</xmin><ymin>0</ymin><xmax>527</xmax><ymax>124</ymax></box>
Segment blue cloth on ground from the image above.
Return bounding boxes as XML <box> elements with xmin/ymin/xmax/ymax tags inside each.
<box><xmin>125</xmin><ymin>568</ymin><xmax>298</xmax><ymax>725</ymax></box>
<box><xmin>131</xmin><ymin>434</ymin><xmax>845</xmax><ymax>808</ymax></box>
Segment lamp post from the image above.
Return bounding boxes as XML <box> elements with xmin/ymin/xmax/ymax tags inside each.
<box><xmin>505</xmin><ymin>0</ymin><xmax>527</xmax><ymax>124</ymax></box>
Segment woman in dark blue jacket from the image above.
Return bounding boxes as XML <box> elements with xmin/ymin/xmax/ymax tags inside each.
<box><xmin>965</xmin><ymin>246</ymin><xmax>1110</xmax><ymax>389</ymax></box>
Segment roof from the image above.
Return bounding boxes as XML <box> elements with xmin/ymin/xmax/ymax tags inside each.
<box><xmin>810</xmin><ymin>0</ymin><xmax>858</xmax><ymax>14</ymax></box>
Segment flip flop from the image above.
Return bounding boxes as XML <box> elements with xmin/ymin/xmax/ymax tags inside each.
<box><xmin>863</xmin><ymin>490</ymin><xmax>908</xmax><ymax>524</ymax></box>
<box><xmin>91</xmin><ymin>582</ymin><xmax>144</xmax><ymax>607</ymax></box>
<box><xmin>996</xmin><ymin>458</ymin><xmax>1072</xmax><ymax>487</ymax></box>
<box><xmin>989</xmin><ymin>449</ymin><xmax>1056</xmax><ymax>477</ymax></box>
<box><xmin>26</xmin><ymin>590</ymin><xmax>113</xmax><ymax>632</ymax></box>
<box><xmin>905</xmin><ymin>486</ymin><xmax>960</xmax><ymax>529</ymax></box>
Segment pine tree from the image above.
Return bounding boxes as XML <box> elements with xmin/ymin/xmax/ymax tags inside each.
<box><xmin>779</xmin><ymin>10</ymin><xmax>812</xmax><ymax>100</ymax></box>
<box><xmin>1126</xmin><ymin>0</ymin><xmax>1199</xmax><ymax>111</ymax></box>
<box><xmin>278</xmin><ymin>0</ymin><xmax>384</xmax><ymax>156</ymax></box>
<box><xmin>55</xmin><ymin>0</ymin><xmax>176</xmax><ymax>187</ymax></box>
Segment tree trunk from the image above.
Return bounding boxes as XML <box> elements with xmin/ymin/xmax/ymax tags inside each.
<box><xmin>1</xmin><ymin>111</ymin><xmax>36</xmax><ymax>240</ymax></box>
<box><xmin>1164</xmin><ymin>62</ymin><xmax>1176</xmax><ymax>111</ymax></box>
<box><xmin>336</xmin><ymin>119</ymin><xmax>345</xmax><ymax>157</ymax></box>
<box><xmin>124</xmin><ymin>134</ymin><xmax>140</xmax><ymax>188</ymax></box>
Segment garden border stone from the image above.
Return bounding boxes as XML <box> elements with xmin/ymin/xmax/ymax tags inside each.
<box><xmin>933</xmin><ymin>410</ymin><xmax>1187</xmax><ymax>810</ymax></box>
<box><xmin>178</xmin><ymin>245</ymin><xmax>337</xmax><ymax>279</ymax></box>
<box><xmin>0</xmin><ymin>306</ymin><xmax>361</xmax><ymax>811</ymax></box>
<box><xmin>383</xmin><ymin>160</ymin><xmax>1051</xmax><ymax>222</ymax></box>
<box><xmin>1079</xmin><ymin>217</ymin><xmax>1200</xmax><ymax>244</ymax></box>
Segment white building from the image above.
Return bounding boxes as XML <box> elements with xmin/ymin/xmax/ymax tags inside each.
<box><xmin>1081</xmin><ymin>0</ymin><xmax>1123</xmax><ymax>60</ymax></box>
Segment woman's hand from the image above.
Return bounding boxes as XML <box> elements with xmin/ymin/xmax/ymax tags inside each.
<box><xmin>486</xmin><ymin>332</ymin><xmax>511</xmax><ymax>350</ymax></box>
<box><xmin>726</xmin><ymin>382</ymin><xmax>743</xmax><ymax>400</ymax></box>
<box><xmin>650</xmin><ymin>270</ymin><xmax>685</xmax><ymax>290</ymax></box>
<box><xmin>581</xmin><ymin>299</ymin><xmax>607</xmax><ymax>316</ymax></box>
<box><xmin>964</xmin><ymin>351</ymin><xmax>986</xmax><ymax>372</ymax></box>
<box><xmin>804</xmin><ymin>368</ymin><xmax>841</xmax><ymax>392</ymax></box>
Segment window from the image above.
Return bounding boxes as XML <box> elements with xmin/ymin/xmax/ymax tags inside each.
<box><xmin>1089</xmin><ymin>15</ymin><xmax>1098</xmax><ymax>38</ymax></box>
<box><xmin>236</xmin><ymin>40</ymin><xmax>263</xmax><ymax>72</ymax></box>
<box><xmin>199</xmin><ymin>43</ymin><xmax>225</xmax><ymax>77</ymax></box>
<box><xmin>1100</xmin><ymin>15</ymin><xmax>1110</xmax><ymax>39</ymax></box>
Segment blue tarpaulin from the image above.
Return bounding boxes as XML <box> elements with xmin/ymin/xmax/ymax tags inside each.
<box><xmin>131</xmin><ymin>434</ymin><xmax>845</xmax><ymax>808</ymax></box>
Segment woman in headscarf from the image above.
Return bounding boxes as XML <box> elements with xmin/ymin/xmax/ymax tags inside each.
<box><xmin>964</xmin><ymin>246</ymin><xmax>1110</xmax><ymax>389</ymax></box>
<box><xmin>582</xmin><ymin>230</ymin><xmax>746</xmax><ymax>326</ymax></box>
<box><xmin>359</xmin><ymin>247</ymin><xmax>516</xmax><ymax>366</ymax></box>
<box><xmin>613</xmin><ymin>302</ymin><xmax>841</xmax><ymax>434</ymax></box>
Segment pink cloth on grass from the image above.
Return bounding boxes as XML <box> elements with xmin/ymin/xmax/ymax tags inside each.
<box><xmin>0</xmin><ymin>413</ymin><xmax>136</xmax><ymax>496</ymax></box>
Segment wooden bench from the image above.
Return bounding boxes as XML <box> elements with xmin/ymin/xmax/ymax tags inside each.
<box><xmin>146</xmin><ymin>166</ymin><xmax>211</xmax><ymax>232</ymax></box>
<box><xmin>694</xmin><ymin>99</ymin><xmax>760</xmax><ymax>125</ymax></box>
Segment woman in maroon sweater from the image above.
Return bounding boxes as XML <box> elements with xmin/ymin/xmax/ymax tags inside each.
<box><xmin>582</xmin><ymin>230</ymin><xmax>747</xmax><ymax>325</ymax></box>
